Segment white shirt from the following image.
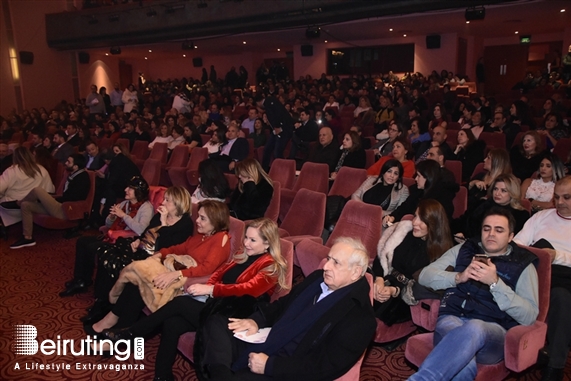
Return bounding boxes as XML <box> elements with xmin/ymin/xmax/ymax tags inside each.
<box><xmin>316</xmin><ymin>282</ymin><xmax>335</xmax><ymax>303</ymax></box>
<box><xmin>514</xmin><ymin>208</ymin><xmax>571</xmax><ymax>266</ymax></box>
<box><xmin>220</xmin><ymin>138</ymin><xmax>237</xmax><ymax>156</ymax></box>
<box><xmin>241</xmin><ymin>118</ymin><xmax>256</xmax><ymax>134</ymax></box>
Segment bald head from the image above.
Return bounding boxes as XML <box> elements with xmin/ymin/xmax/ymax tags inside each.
<box><xmin>319</xmin><ymin>126</ymin><xmax>334</xmax><ymax>147</ymax></box>
<box><xmin>432</xmin><ymin>126</ymin><xmax>447</xmax><ymax>144</ymax></box>
<box><xmin>554</xmin><ymin>176</ymin><xmax>571</xmax><ymax>217</ymax></box>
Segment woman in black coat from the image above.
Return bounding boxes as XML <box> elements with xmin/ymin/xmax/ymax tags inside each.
<box><xmin>509</xmin><ymin>130</ymin><xmax>547</xmax><ymax>182</ymax></box>
<box><xmin>452</xmin><ymin>129</ymin><xmax>486</xmax><ymax>183</ymax></box>
<box><xmin>229</xmin><ymin>158</ymin><xmax>274</xmax><ymax>221</ymax></box>
<box><xmin>330</xmin><ymin>131</ymin><xmax>366</xmax><ymax>180</ymax></box>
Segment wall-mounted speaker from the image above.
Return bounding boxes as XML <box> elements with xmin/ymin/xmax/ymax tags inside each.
<box><xmin>193</xmin><ymin>57</ymin><xmax>203</xmax><ymax>67</ymax></box>
<box><xmin>465</xmin><ymin>7</ymin><xmax>485</xmax><ymax>21</ymax></box>
<box><xmin>110</xmin><ymin>47</ymin><xmax>121</xmax><ymax>55</ymax></box>
<box><xmin>19</xmin><ymin>51</ymin><xmax>34</xmax><ymax>65</ymax></box>
<box><xmin>426</xmin><ymin>35</ymin><xmax>441</xmax><ymax>49</ymax></box>
<box><xmin>78</xmin><ymin>51</ymin><xmax>90</xmax><ymax>64</ymax></box>
<box><xmin>301</xmin><ymin>45</ymin><xmax>313</xmax><ymax>57</ymax></box>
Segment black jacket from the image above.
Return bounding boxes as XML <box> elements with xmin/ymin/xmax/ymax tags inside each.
<box><xmin>84</xmin><ymin>153</ymin><xmax>105</xmax><ymax>170</ymax></box>
<box><xmin>309</xmin><ymin>142</ymin><xmax>340</xmax><ymax>173</ymax></box>
<box><xmin>57</xmin><ymin>169</ymin><xmax>90</xmax><ymax>203</ymax></box>
<box><xmin>106</xmin><ymin>153</ymin><xmax>141</xmax><ymax>197</ymax></box>
<box><xmin>294</xmin><ymin>120</ymin><xmax>319</xmax><ymax>142</ymax></box>
<box><xmin>391</xmin><ymin>180</ymin><xmax>458</xmax><ymax>222</ymax></box>
<box><xmin>452</xmin><ymin>140</ymin><xmax>486</xmax><ymax>183</ymax></box>
<box><xmin>263</xmin><ymin>96</ymin><xmax>294</xmax><ymax>137</ymax></box>
<box><xmin>229</xmin><ymin>177</ymin><xmax>273</xmax><ymax>221</ymax></box>
<box><xmin>338</xmin><ymin>148</ymin><xmax>367</xmax><ymax>170</ymax></box>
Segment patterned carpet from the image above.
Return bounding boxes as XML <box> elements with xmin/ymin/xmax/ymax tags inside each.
<box><xmin>1</xmin><ymin>226</ymin><xmax>569</xmax><ymax>381</ymax></box>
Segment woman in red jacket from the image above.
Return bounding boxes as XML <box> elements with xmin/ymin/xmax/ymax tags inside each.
<box><xmin>98</xmin><ymin>218</ymin><xmax>289</xmax><ymax>381</ymax></box>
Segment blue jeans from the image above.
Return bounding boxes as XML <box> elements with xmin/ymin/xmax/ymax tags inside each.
<box><xmin>262</xmin><ymin>132</ymin><xmax>291</xmax><ymax>171</ymax></box>
<box><xmin>408</xmin><ymin>315</ymin><xmax>507</xmax><ymax>381</ymax></box>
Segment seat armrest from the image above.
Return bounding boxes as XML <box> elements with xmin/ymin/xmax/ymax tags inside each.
<box><xmin>61</xmin><ymin>201</ymin><xmax>89</xmax><ymax>221</ymax></box>
<box><xmin>504</xmin><ymin>320</ymin><xmax>547</xmax><ymax>373</ymax></box>
<box><xmin>410</xmin><ymin>299</ymin><xmax>441</xmax><ymax>332</ymax></box>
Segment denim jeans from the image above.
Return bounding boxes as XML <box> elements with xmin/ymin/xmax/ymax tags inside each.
<box><xmin>408</xmin><ymin>315</ymin><xmax>507</xmax><ymax>381</ymax></box>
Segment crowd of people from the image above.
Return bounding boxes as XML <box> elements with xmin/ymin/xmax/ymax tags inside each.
<box><xmin>1</xmin><ymin>66</ymin><xmax>571</xmax><ymax>381</ymax></box>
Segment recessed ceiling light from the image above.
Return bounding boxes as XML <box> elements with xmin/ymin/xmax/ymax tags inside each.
<box><xmin>105</xmin><ymin>53</ymin><xmax>109</xmax><ymax>56</ymax></box>
<box><xmin>466</xmin><ymin>21</ymin><xmax>470</xmax><ymax>24</ymax></box>
<box><xmin>183</xmin><ymin>54</ymin><xmax>186</xmax><ymax>57</ymax></box>
<box><xmin>561</xmin><ymin>9</ymin><xmax>565</xmax><ymax>12</ymax></box>
<box><xmin>243</xmin><ymin>41</ymin><xmax>246</xmax><ymax>44</ymax></box>
<box><xmin>195</xmin><ymin>46</ymin><xmax>197</xmax><ymax>49</ymax></box>
<box><xmin>389</xmin><ymin>28</ymin><xmax>393</xmax><ymax>31</ymax></box>
<box><xmin>144</xmin><ymin>57</ymin><xmax>148</xmax><ymax>60</ymax></box>
<box><xmin>324</xmin><ymin>40</ymin><xmax>328</xmax><ymax>43</ymax></box>
<box><xmin>403</xmin><ymin>34</ymin><xmax>407</xmax><ymax>37</ymax></box>
<box><xmin>277</xmin><ymin>48</ymin><xmax>280</xmax><ymax>51</ymax></box>
<box><xmin>515</xmin><ymin>31</ymin><xmax>519</xmax><ymax>34</ymax></box>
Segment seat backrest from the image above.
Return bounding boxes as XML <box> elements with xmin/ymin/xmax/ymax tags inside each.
<box><xmin>293</xmin><ymin>162</ymin><xmax>329</xmax><ymax>194</ymax></box>
<box><xmin>470</xmin><ymin>162</ymin><xmax>485</xmax><ymax>180</ymax></box>
<box><xmin>479</xmin><ymin>131</ymin><xmax>506</xmax><ymax>150</ymax></box>
<box><xmin>329</xmin><ymin>167</ymin><xmax>368</xmax><ymax>198</ymax></box>
<box><xmin>553</xmin><ymin>137</ymin><xmax>571</xmax><ymax>162</ymax></box>
<box><xmin>511</xmin><ymin>131</ymin><xmax>527</xmax><ymax>148</ymax></box>
<box><xmin>365</xmin><ymin>149</ymin><xmax>376</xmax><ymax>169</ymax></box>
<box><xmin>264</xmin><ymin>181</ymin><xmax>281</xmax><ymax>222</ymax></box>
<box><xmin>187</xmin><ymin>147</ymin><xmax>209</xmax><ymax>170</ymax></box>
<box><xmin>519</xmin><ymin>198</ymin><xmax>532</xmax><ymax>213</ymax></box>
<box><xmin>141</xmin><ymin>158</ymin><xmax>161</xmax><ymax>186</ymax></box>
<box><xmin>525</xmin><ymin>246</ymin><xmax>551</xmax><ymax>322</ymax></box>
<box><xmin>224</xmin><ymin>173</ymin><xmax>239</xmax><ymax>191</ymax></box>
<box><xmin>268</xmin><ymin>159</ymin><xmax>296</xmax><ymax>190</ymax></box>
<box><xmin>280</xmin><ymin>188</ymin><xmax>326</xmax><ymax>237</ymax></box>
<box><xmin>99</xmin><ymin>137</ymin><xmax>114</xmax><ymax>151</ymax></box>
<box><xmin>131</xmin><ymin>140</ymin><xmax>150</xmax><ymax>160</ymax></box>
<box><xmin>115</xmin><ymin>138</ymin><xmax>130</xmax><ymax>151</ymax></box>
<box><xmin>452</xmin><ymin>186</ymin><xmax>467</xmax><ymax>219</ymax></box>
<box><xmin>228</xmin><ymin>216</ymin><xmax>245</xmax><ymax>260</ymax></box>
<box><xmin>149</xmin><ymin>142</ymin><xmax>168</xmax><ymax>164</ymax></box>
<box><xmin>200</xmin><ymin>134</ymin><xmax>211</xmax><ymax>146</ymax></box>
<box><xmin>84</xmin><ymin>170</ymin><xmax>97</xmax><ymax>214</ymax></box>
<box><xmin>166</xmin><ymin>145</ymin><xmax>189</xmax><ymax>168</ymax></box>
<box><xmin>446</xmin><ymin>129</ymin><xmax>459</xmax><ymax>148</ymax></box>
<box><xmin>246</xmin><ymin>138</ymin><xmax>254</xmax><ymax>158</ymax></box>
<box><xmin>270</xmin><ymin>238</ymin><xmax>294</xmax><ymax>302</ymax></box>
<box><xmin>403</xmin><ymin>177</ymin><xmax>416</xmax><ymax>188</ymax></box>
<box><xmin>148</xmin><ymin>186</ymin><xmax>167</xmax><ymax>212</ymax></box>
<box><xmin>444</xmin><ymin>160</ymin><xmax>462</xmax><ymax>184</ymax></box>
<box><xmin>326</xmin><ymin>200</ymin><xmax>383</xmax><ymax>265</ymax></box>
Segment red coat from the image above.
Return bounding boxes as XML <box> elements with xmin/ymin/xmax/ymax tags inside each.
<box><xmin>159</xmin><ymin>231</ymin><xmax>230</xmax><ymax>278</ymax></box>
<box><xmin>207</xmin><ymin>253</ymin><xmax>277</xmax><ymax>298</ymax></box>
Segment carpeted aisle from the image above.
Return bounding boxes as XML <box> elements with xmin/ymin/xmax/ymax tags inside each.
<box><xmin>1</xmin><ymin>227</ymin><xmax>569</xmax><ymax>380</ymax></box>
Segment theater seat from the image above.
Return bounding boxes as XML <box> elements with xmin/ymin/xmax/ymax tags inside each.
<box><xmin>279</xmin><ymin>189</ymin><xmax>326</xmax><ymax>247</ymax></box>
<box><xmin>279</xmin><ymin>162</ymin><xmax>329</xmax><ymax>221</ymax></box>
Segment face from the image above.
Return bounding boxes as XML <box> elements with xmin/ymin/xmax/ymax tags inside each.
<box><xmin>426</xmin><ymin>147</ymin><xmax>441</xmax><ymax>164</ymax></box>
<box><xmin>382</xmin><ymin>166</ymin><xmax>399</xmax><ymax>185</ymax></box>
<box><xmin>64</xmin><ymin>157</ymin><xmax>75</xmax><ymax>172</ymax></box>
<box><xmin>124</xmin><ymin>187</ymin><xmax>136</xmax><ymax>201</ymax></box>
<box><xmin>160</xmin><ymin>124</ymin><xmax>168</xmax><ymax>136</ymax></box>
<box><xmin>0</xmin><ymin>145</ymin><xmax>8</xmax><ymax>158</ymax></box>
<box><xmin>196</xmin><ymin>208</ymin><xmax>215</xmax><ymax>235</ymax></box>
<box><xmin>412</xmin><ymin>209</ymin><xmax>428</xmax><ymax>239</ymax></box>
<box><xmin>457</xmin><ymin>130</ymin><xmax>469</xmax><ymax>145</ymax></box>
<box><xmin>248</xmin><ymin>109</ymin><xmax>257</xmax><ymax>120</ymax></box>
<box><xmin>388</xmin><ymin>122</ymin><xmax>400</xmax><ymax>139</ymax></box>
<box><xmin>243</xmin><ymin>227</ymin><xmax>269</xmax><ymax>256</ymax></box>
<box><xmin>86</xmin><ymin>143</ymin><xmax>98</xmax><ymax>157</ymax></box>
<box><xmin>340</xmin><ymin>134</ymin><xmax>353</xmax><ymax>150</ymax></box>
<box><xmin>113</xmin><ymin>146</ymin><xmax>122</xmax><ymax>155</ymax></box>
<box><xmin>66</xmin><ymin>125</ymin><xmax>77</xmax><ymax>136</ymax></box>
<box><xmin>539</xmin><ymin>158</ymin><xmax>553</xmax><ymax>180</ymax></box>
<box><xmin>483</xmin><ymin>154</ymin><xmax>492</xmax><ymax>171</ymax></box>
<box><xmin>481</xmin><ymin>215</ymin><xmax>513</xmax><ymax>255</ymax></box>
<box><xmin>522</xmin><ymin>134</ymin><xmax>537</xmax><ymax>154</ymax></box>
<box><xmin>432</xmin><ymin>127</ymin><xmax>446</xmax><ymax>144</ymax></box>
<box><xmin>492</xmin><ymin>181</ymin><xmax>511</xmax><ymax>206</ymax></box>
<box><xmin>433</xmin><ymin>106</ymin><xmax>441</xmax><ymax>118</ymax></box>
<box><xmin>392</xmin><ymin>142</ymin><xmax>407</xmax><ymax>161</ymax></box>
<box><xmin>554</xmin><ymin>182</ymin><xmax>571</xmax><ymax>217</ymax></box>
<box><xmin>226</xmin><ymin>126</ymin><xmax>239</xmax><ymax>140</ymax></box>
<box><xmin>472</xmin><ymin>111</ymin><xmax>482</xmax><ymax>125</ymax></box>
<box><xmin>415</xmin><ymin>172</ymin><xmax>427</xmax><ymax>189</ymax></box>
<box><xmin>161</xmin><ymin>193</ymin><xmax>178</xmax><ymax>215</ymax></box>
<box><xmin>411</xmin><ymin>120</ymin><xmax>419</xmax><ymax>134</ymax></box>
<box><xmin>510</xmin><ymin>104</ymin><xmax>516</xmax><ymax>116</ymax></box>
<box><xmin>493</xmin><ymin>113</ymin><xmax>505</xmax><ymax>126</ymax></box>
<box><xmin>318</xmin><ymin>128</ymin><xmax>333</xmax><ymax>146</ymax></box>
<box><xmin>43</xmin><ymin>137</ymin><xmax>51</xmax><ymax>147</ymax></box>
<box><xmin>91</xmin><ymin>85</ymin><xmax>97</xmax><ymax>93</ymax></box>
<box><xmin>544</xmin><ymin>115</ymin><xmax>557</xmax><ymax>130</ymax></box>
<box><xmin>322</xmin><ymin>242</ymin><xmax>362</xmax><ymax>291</ymax></box>
<box><xmin>254</xmin><ymin>119</ymin><xmax>262</xmax><ymax>130</ymax></box>
<box><xmin>300</xmin><ymin>111</ymin><xmax>310</xmax><ymax>122</ymax></box>
<box><xmin>544</xmin><ymin>99</ymin><xmax>552</xmax><ymax>110</ymax></box>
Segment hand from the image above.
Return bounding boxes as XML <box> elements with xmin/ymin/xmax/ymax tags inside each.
<box><xmin>383</xmin><ymin>215</ymin><xmax>395</xmax><ymax>226</ymax></box>
<box><xmin>373</xmin><ymin>149</ymin><xmax>380</xmax><ymax>156</ymax></box>
<box><xmin>274</xmin><ymin>127</ymin><xmax>282</xmax><ymax>135</ymax></box>
<box><xmin>152</xmin><ymin>271</ymin><xmax>182</xmax><ymax>290</ymax></box>
<box><xmin>157</xmin><ymin>205</ymin><xmax>168</xmax><ymax>226</ymax></box>
<box><xmin>330</xmin><ymin>172</ymin><xmax>337</xmax><ymax>180</ymax></box>
<box><xmin>543</xmin><ymin>248</ymin><xmax>557</xmax><ymax>263</ymax></box>
<box><xmin>95</xmin><ymin>170</ymin><xmax>105</xmax><ymax>179</ymax></box>
<box><xmin>229</xmin><ymin>161</ymin><xmax>236</xmax><ymax>171</ymax></box>
<box><xmin>228</xmin><ymin>318</ymin><xmax>258</xmax><ymax>336</ymax></box>
<box><xmin>294</xmin><ymin>122</ymin><xmax>301</xmax><ymax>129</ymax></box>
<box><xmin>466</xmin><ymin>257</ymin><xmax>498</xmax><ymax>285</ymax></box>
<box><xmin>110</xmin><ymin>204</ymin><xmax>126</xmax><ymax>218</ymax></box>
<box><xmin>248</xmin><ymin>353</ymin><xmax>268</xmax><ymax>374</ymax></box>
<box><xmin>186</xmin><ymin>283</ymin><xmax>214</xmax><ymax>296</ymax></box>
<box><xmin>130</xmin><ymin>239</ymin><xmax>141</xmax><ymax>253</ymax></box>
<box><xmin>470</xmin><ymin>180</ymin><xmax>486</xmax><ymax>190</ymax></box>
<box><xmin>373</xmin><ymin>278</ymin><xmax>392</xmax><ymax>302</ymax></box>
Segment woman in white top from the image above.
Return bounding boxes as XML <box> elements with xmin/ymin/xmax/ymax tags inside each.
<box><xmin>0</xmin><ymin>147</ymin><xmax>54</xmax><ymax>226</ymax></box>
<box><xmin>190</xmin><ymin>159</ymin><xmax>229</xmax><ymax>205</ymax></box>
<box><xmin>521</xmin><ymin>153</ymin><xmax>566</xmax><ymax>212</ymax></box>
<box><xmin>168</xmin><ymin>126</ymin><xmax>186</xmax><ymax>151</ymax></box>
<box><xmin>322</xmin><ymin>95</ymin><xmax>340</xmax><ymax>111</ymax></box>
<box><xmin>204</xmin><ymin>128</ymin><xmax>225</xmax><ymax>155</ymax></box>
<box><xmin>122</xmin><ymin>84</ymin><xmax>138</xmax><ymax>113</ymax></box>
<box><xmin>148</xmin><ymin>123</ymin><xmax>173</xmax><ymax>150</ymax></box>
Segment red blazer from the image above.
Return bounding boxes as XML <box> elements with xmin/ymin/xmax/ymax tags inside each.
<box><xmin>207</xmin><ymin>253</ymin><xmax>277</xmax><ymax>298</ymax></box>
<box><xmin>159</xmin><ymin>231</ymin><xmax>230</xmax><ymax>278</ymax></box>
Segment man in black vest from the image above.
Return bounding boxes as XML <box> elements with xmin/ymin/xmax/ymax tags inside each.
<box><xmin>409</xmin><ymin>208</ymin><xmax>539</xmax><ymax>381</ymax></box>
<box><xmin>201</xmin><ymin>237</ymin><xmax>376</xmax><ymax>381</ymax></box>
<box><xmin>11</xmin><ymin>154</ymin><xmax>91</xmax><ymax>249</ymax></box>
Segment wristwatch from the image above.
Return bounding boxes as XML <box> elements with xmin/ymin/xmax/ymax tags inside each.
<box><xmin>489</xmin><ymin>279</ymin><xmax>499</xmax><ymax>290</ymax></box>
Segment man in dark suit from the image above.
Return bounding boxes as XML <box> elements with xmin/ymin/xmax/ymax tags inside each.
<box><xmin>84</xmin><ymin>141</ymin><xmax>104</xmax><ymax>170</ymax></box>
<box><xmin>415</xmin><ymin>126</ymin><xmax>453</xmax><ymax>162</ymax></box>
<box><xmin>307</xmin><ymin>126</ymin><xmax>339</xmax><ymax>173</ymax></box>
<box><xmin>66</xmin><ymin>122</ymin><xmax>82</xmax><ymax>147</ymax></box>
<box><xmin>201</xmin><ymin>237</ymin><xmax>376</xmax><ymax>381</ymax></box>
<box><xmin>11</xmin><ymin>154</ymin><xmax>91</xmax><ymax>249</ymax></box>
<box><xmin>212</xmin><ymin>124</ymin><xmax>249</xmax><ymax>173</ymax></box>
<box><xmin>260</xmin><ymin>95</ymin><xmax>294</xmax><ymax>171</ymax></box>
<box><xmin>120</xmin><ymin>120</ymin><xmax>138</xmax><ymax>149</ymax></box>
<box><xmin>288</xmin><ymin>108</ymin><xmax>319</xmax><ymax>161</ymax></box>
<box><xmin>52</xmin><ymin>131</ymin><xmax>75</xmax><ymax>164</ymax></box>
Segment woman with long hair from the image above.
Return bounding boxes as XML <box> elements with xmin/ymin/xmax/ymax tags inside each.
<box><xmin>521</xmin><ymin>153</ymin><xmax>566</xmax><ymax>212</ymax></box>
<box><xmin>428</xmin><ymin>103</ymin><xmax>448</xmax><ymax>131</ymax></box>
<box><xmin>468</xmin><ymin>148</ymin><xmax>512</xmax><ymax>208</ymax></box>
<box><xmin>148</xmin><ymin>123</ymin><xmax>173</xmax><ymax>150</ymax></box>
<box><xmin>373</xmin><ymin>199</ymin><xmax>453</xmax><ymax>325</ymax></box>
<box><xmin>0</xmin><ymin>147</ymin><xmax>54</xmax><ymax>227</ymax></box>
<box><xmin>372</xmin><ymin>120</ymin><xmax>403</xmax><ymax>158</ymax></box>
<box><xmin>229</xmin><ymin>158</ymin><xmax>274</xmax><ymax>221</ymax></box>
<box><xmin>97</xmin><ymin>218</ymin><xmax>288</xmax><ymax>381</ymax></box>
<box><xmin>191</xmin><ymin>159</ymin><xmax>230</xmax><ymax>204</ymax></box>
<box><xmin>537</xmin><ymin>112</ymin><xmax>569</xmax><ymax>150</ymax></box>
<box><xmin>352</xmin><ymin>159</ymin><xmax>409</xmax><ymax>216</ymax></box>
<box><xmin>509</xmin><ymin>130</ymin><xmax>547</xmax><ymax>182</ymax></box>
<box><xmin>452</xmin><ymin>128</ymin><xmax>486</xmax><ymax>183</ymax></box>
<box><xmin>330</xmin><ymin>131</ymin><xmax>366</xmax><ymax>179</ymax></box>
<box><xmin>250</xmin><ymin>118</ymin><xmax>268</xmax><ymax>148</ymax></box>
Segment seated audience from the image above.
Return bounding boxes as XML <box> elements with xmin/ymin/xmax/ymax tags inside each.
<box><xmin>148</xmin><ymin>123</ymin><xmax>173</xmax><ymax>150</ymax></box>
<box><xmin>452</xmin><ymin>129</ymin><xmax>486</xmax><ymax>183</ymax></box>
<box><xmin>0</xmin><ymin>143</ymin><xmax>13</xmax><ymax>174</ymax></box>
<box><xmin>250</xmin><ymin>118</ymin><xmax>268</xmax><ymax>148</ymax></box>
<box><xmin>168</xmin><ymin>125</ymin><xmax>186</xmax><ymax>151</ymax></box>
<box><xmin>468</xmin><ymin>148</ymin><xmax>512</xmax><ymax>210</ymax></box>
<box><xmin>205</xmin><ymin>127</ymin><xmax>226</xmax><ymax>155</ymax></box>
<box><xmin>426</xmin><ymin>146</ymin><xmax>457</xmax><ymax>184</ymax></box>
<box><xmin>510</xmin><ymin>130</ymin><xmax>547</xmax><ymax>182</ymax></box>
<box><xmin>289</xmin><ymin>108</ymin><xmax>319</xmax><ymax>161</ymax></box>
<box><xmin>211</xmin><ymin>124</ymin><xmax>249</xmax><ymax>173</ymax></box>
<box><xmin>514</xmin><ymin>176</ymin><xmax>571</xmax><ymax>381</ymax></box>
<box><xmin>183</xmin><ymin>124</ymin><xmax>202</xmax><ymax>152</ymax></box>
<box><xmin>229</xmin><ymin>158</ymin><xmax>274</xmax><ymax>221</ymax></box>
<box><xmin>372</xmin><ymin>200</ymin><xmax>452</xmax><ymax>325</ymax></box>
<box><xmin>409</xmin><ymin>208</ymin><xmax>539</xmax><ymax>381</ymax></box>
<box><xmin>521</xmin><ymin>153</ymin><xmax>566</xmax><ymax>213</ymax></box>
<box><xmin>84</xmin><ymin>140</ymin><xmax>104</xmax><ymax>170</ymax></box>
<box><xmin>408</xmin><ymin>117</ymin><xmax>431</xmax><ymax>155</ymax></box>
<box><xmin>428</xmin><ymin>103</ymin><xmax>448</xmax><ymax>131</ymax></box>
<box><xmin>416</xmin><ymin>126</ymin><xmax>454</xmax><ymax>163</ymax></box>
<box><xmin>10</xmin><ymin>153</ymin><xmax>91</xmax><ymax>249</ymax></box>
<box><xmin>200</xmin><ymin>237</ymin><xmax>376</xmax><ymax>381</ymax></box>
<box><xmin>367</xmin><ymin>137</ymin><xmax>416</xmax><ymax>178</ymax></box>
<box><xmin>330</xmin><ymin>131</ymin><xmax>366</xmax><ymax>179</ymax></box>
<box><xmin>52</xmin><ymin>131</ymin><xmax>74</xmax><ymax>164</ymax></box>
<box><xmin>350</xmin><ymin>125</ymin><xmax>371</xmax><ymax>149</ymax></box>
<box><xmin>372</xmin><ymin>120</ymin><xmax>403</xmax><ymax>158</ymax></box>
<box><xmin>191</xmin><ymin>159</ymin><xmax>230</xmax><ymax>205</ymax></box>
<box><xmin>537</xmin><ymin>112</ymin><xmax>569</xmax><ymax>150</ymax></box>
<box><xmin>307</xmin><ymin>126</ymin><xmax>339</xmax><ymax>173</ymax></box>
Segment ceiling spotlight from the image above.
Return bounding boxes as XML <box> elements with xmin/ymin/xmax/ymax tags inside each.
<box><xmin>466</xmin><ymin>21</ymin><xmax>470</xmax><ymax>24</ymax></box>
<box><xmin>109</xmin><ymin>14</ymin><xmax>119</xmax><ymax>22</ymax></box>
<box><xmin>389</xmin><ymin>28</ymin><xmax>393</xmax><ymax>31</ymax></box>
<box><xmin>277</xmin><ymin>48</ymin><xmax>281</xmax><ymax>51</ymax></box>
<box><xmin>465</xmin><ymin>6</ymin><xmax>485</xmax><ymax>21</ymax></box>
<box><xmin>197</xmin><ymin>1</ymin><xmax>207</xmax><ymax>8</ymax></box>
<box><xmin>561</xmin><ymin>9</ymin><xmax>565</xmax><ymax>12</ymax></box>
<box><xmin>183</xmin><ymin>54</ymin><xmax>186</xmax><ymax>57</ymax></box>
<box><xmin>324</xmin><ymin>40</ymin><xmax>328</xmax><ymax>43</ymax></box>
<box><xmin>105</xmin><ymin>53</ymin><xmax>109</xmax><ymax>56</ymax></box>
<box><xmin>403</xmin><ymin>34</ymin><xmax>407</xmax><ymax>37</ymax></box>
<box><xmin>243</xmin><ymin>41</ymin><xmax>246</xmax><ymax>44</ymax></box>
<box><xmin>145</xmin><ymin>57</ymin><xmax>148</xmax><ymax>60</ymax></box>
<box><xmin>88</xmin><ymin>16</ymin><xmax>98</xmax><ymax>25</ymax></box>
<box><xmin>306</xmin><ymin>26</ymin><xmax>321</xmax><ymax>39</ymax></box>
<box><xmin>148</xmin><ymin>49</ymin><xmax>152</xmax><ymax>52</ymax></box>
<box><xmin>515</xmin><ymin>31</ymin><xmax>519</xmax><ymax>34</ymax></box>
<box><xmin>146</xmin><ymin>9</ymin><xmax>157</xmax><ymax>17</ymax></box>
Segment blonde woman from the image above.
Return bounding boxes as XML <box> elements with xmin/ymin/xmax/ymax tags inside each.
<box><xmin>229</xmin><ymin>158</ymin><xmax>274</xmax><ymax>220</ymax></box>
<box><xmin>468</xmin><ymin>148</ymin><xmax>512</xmax><ymax>209</ymax></box>
<box><xmin>99</xmin><ymin>218</ymin><xmax>288</xmax><ymax>381</ymax></box>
